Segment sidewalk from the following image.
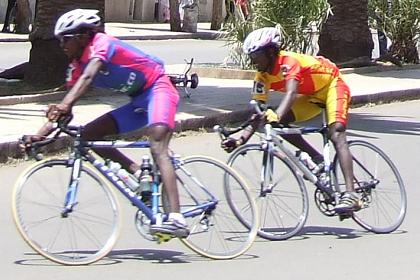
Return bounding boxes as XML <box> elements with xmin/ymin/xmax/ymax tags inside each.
<box><xmin>0</xmin><ymin>22</ymin><xmax>419</xmax><ymax>163</ymax></box>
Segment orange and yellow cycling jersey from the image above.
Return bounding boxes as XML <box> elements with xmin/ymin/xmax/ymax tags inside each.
<box><xmin>251</xmin><ymin>51</ymin><xmax>341</xmax><ymax>103</ymax></box>
<box><xmin>251</xmin><ymin>51</ymin><xmax>351</xmax><ymax>125</ymax></box>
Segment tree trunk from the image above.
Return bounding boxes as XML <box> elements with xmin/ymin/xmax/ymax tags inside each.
<box><xmin>211</xmin><ymin>0</ymin><xmax>223</xmax><ymax>30</ymax></box>
<box><xmin>15</xmin><ymin>0</ymin><xmax>31</xmax><ymax>34</ymax></box>
<box><xmin>169</xmin><ymin>0</ymin><xmax>182</xmax><ymax>31</ymax></box>
<box><xmin>318</xmin><ymin>0</ymin><xmax>374</xmax><ymax>66</ymax></box>
<box><xmin>24</xmin><ymin>0</ymin><xmax>104</xmax><ymax>89</ymax></box>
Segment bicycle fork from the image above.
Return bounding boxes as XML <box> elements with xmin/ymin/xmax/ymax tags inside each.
<box><xmin>61</xmin><ymin>158</ymin><xmax>82</xmax><ymax>218</ymax></box>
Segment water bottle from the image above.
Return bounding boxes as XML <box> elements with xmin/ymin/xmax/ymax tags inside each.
<box><xmin>296</xmin><ymin>151</ymin><xmax>317</xmax><ymax>172</ymax></box>
<box><xmin>138</xmin><ymin>155</ymin><xmax>153</xmax><ymax>206</ymax></box>
<box><xmin>108</xmin><ymin>161</ymin><xmax>140</xmax><ymax>192</ymax></box>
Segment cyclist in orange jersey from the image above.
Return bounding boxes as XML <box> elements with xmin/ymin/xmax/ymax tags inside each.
<box><xmin>222</xmin><ymin>27</ymin><xmax>361</xmax><ymax>213</ymax></box>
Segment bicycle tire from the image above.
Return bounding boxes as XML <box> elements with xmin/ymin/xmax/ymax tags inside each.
<box><xmin>176</xmin><ymin>155</ymin><xmax>258</xmax><ymax>259</ymax></box>
<box><xmin>331</xmin><ymin>140</ymin><xmax>407</xmax><ymax>233</ymax></box>
<box><xmin>228</xmin><ymin>144</ymin><xmax>309</xmax><ymax>240</ymax></box>
<box><xmin>12</xmin><ymin>159</ymin><xmax>121</xmax><ymax>265</ymax></box>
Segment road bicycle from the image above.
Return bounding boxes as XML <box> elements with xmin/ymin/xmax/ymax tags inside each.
<box><xmin>215</xmin><ymin>100</ymin><xmax>406</xmax><ymax>241</ymax></box>
<box><xmin>167</xmin><ymin>58</ymin><xmax>199</xmax><ymax>98</ymax></box>
<box><xmin>12</xmin><ymin>119</ymin><xmax>258</xmax><ymax>265</ymax></box>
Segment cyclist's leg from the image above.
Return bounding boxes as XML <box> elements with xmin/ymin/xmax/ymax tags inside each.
<box><xmin>325</xmin><ymin>76</ymin><xmax>361</xmax><ymax>212</ymax></box>
<box><xmin>139</xmin><ymin>75</ymin><xmax>189</xmax><ymax>237</ymax></box>
<box><xmin>147</xmin><ymin>124</ymin><xmax>189</xmax><ymax>237</ymax></box>
<box><xmin>281</xmin><ymin>95</ymin><xmax>323</xmax><ymax>162</ymax></box>
<box><xmin>328</xmin><ymin>122</ymin><xmax>353</xmax><ymax>192</ymax></box>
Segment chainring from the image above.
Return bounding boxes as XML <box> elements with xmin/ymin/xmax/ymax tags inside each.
<box><xmin>134</xmin><ymin>210</ymin><xmax>157</xmax><ymax>242</ymax></box>
<box><xmin>314</xmin><ymin>188</ymin><xmax>336</xmax><ymax>217</ymax></box>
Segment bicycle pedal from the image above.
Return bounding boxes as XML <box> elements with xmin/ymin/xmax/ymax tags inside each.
<box><xmin>153</xmin><ymin>232</ymin><xmax>174</xmax><ymax>244</ymax></box>
<box><xmin>338</xmin><ymin>213</ymin><xmax>352</xmax><ymax>221</ymax></box>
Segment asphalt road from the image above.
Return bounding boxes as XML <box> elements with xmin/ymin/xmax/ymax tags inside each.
<box><xmin>1</xmin><ymin>100</ymin><xmax>420</xmax><ymax>279</ymax></box>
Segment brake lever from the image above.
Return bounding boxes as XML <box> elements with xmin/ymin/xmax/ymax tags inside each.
<box><xmin>18</xmin><ymin>136</ymin><xmax>44</xmax><ymax>161</ymax></box>
<box><xmin>213</xmin><ymin>125</ymin><xmax>227</xmax><ymax>140</ymax></box>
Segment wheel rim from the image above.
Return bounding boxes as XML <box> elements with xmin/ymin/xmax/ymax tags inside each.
<box><xmin>332</xmin><ymin>141</ymin><xmax>406</xmax><ymax>233</ymax></box>
<box><xmin>177</xmin><ymin>156</ymin><xmax>258</xmax><ymax>259</ymax></box>
<box><xmin>228</xmin><ymin>145</ymin><xmax>309</xmax><ymax>240</ymax></box>
<box><xmin>12</xmin><ymin>160</ymin><xmax>121</xmax><ymax>265</ymax></box>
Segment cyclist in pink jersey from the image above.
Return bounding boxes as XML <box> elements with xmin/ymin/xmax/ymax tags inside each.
<box><xmin>21</xmin><ymin>9</ymin><xmax>189</xmax><ymax>238</ymax></box>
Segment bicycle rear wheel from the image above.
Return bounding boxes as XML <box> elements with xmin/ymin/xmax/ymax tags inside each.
<box><xmin>228</xmin><ymin>144</ymin><xmax>309</xmax><ymax>240</ymax></box>
<box><xmin>175</xmin><ymin>156</ymin><xmax>258</xmax><ymax>259</ymax></box>
<box><xmin>12</xmin><ymin>159</ymin><xmax>121</xmax><ymax>265</ymax></box>
<box><xmin>332</xmin><ymin>140</ymin><xmax>407</xmax><ymax>233</ymax></box>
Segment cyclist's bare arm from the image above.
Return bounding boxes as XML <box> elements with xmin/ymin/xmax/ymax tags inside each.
<box><xmin>48</xmin><ymin>58</ymin><xmax>104</xmax><ymax>122</ymax></box>
<box><xmin>274</xmin><ymin>79</ymin><xmax>298</xmax><ymax>121</ymax></box>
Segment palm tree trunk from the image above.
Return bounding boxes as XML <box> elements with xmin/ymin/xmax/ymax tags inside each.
<box><xmin>318</xmin><ymin>0</ymin><xmax>374</xmax><ymax>66</ymax></box>
<box><xmin>24</xmin><ymin>0</ymin><xmax>105</xmax><ymax>89</ymax></box>
<box><xmin>15</xmin><ymin>0</ymin><xmax>31</xmax><ymax>34</ymax></box>
<box><xmin>169</xmin><ymin>0</ymin><xmax>181</xmax><ymax>31</ymax></box>
<box><xmin>211</xmin><ymin>0</ymin><xmax>223</xmax><ymax>30</ymax></box>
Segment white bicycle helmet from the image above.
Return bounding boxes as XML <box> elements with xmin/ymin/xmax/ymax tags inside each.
<box><xmin>243</xmin><ymin>27</ymin><xmax>282</xmax><ymax>55</ymax></box>
<box><xmin>54</xmin><ymin>9</ymin><xmax>101</xmax><ymax>37</ymax></box>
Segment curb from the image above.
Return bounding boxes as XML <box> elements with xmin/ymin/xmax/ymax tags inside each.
<box><xmin>351</xmin><ymin>88</ymin><xmax>420</xmax><ymax>106</ymax></box>
<box><xmin>0</xmin><ymin>109</ymin><xmax>252</xmax><ymax>164</ymax></box>
<box><xmin>0</xmin><ymin>38</ymin><xmax>29</xmax><ymax>43</ymax></box>
<box><xmin>114</xmin><ymin>32</ymin><xmax>221</xmax><ymax>41</ymax></box>
<box><xmin>0</xmin><ymin>90</ymin><xmax>66</xmax><ymax>105</ymax></box>
<box><xmin>0</xmin><ymin>31</ymin><xmax>222</xmax><ymax>43</ymax></box>
<box><xmin>192</xmin><ymin>63</ymin><xmax>420</xmax><ymax>80</ymax></box>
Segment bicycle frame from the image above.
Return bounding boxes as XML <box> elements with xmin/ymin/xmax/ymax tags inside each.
<box><xmin>258</xmin><ymin>109</ymin><xmax>383</xmax><ymax>204</ymax></box>
<box><xmin>61</xmin><ymin>126</ymin><xmax>217</xmax><ymax>226</ymax></box>
<box><xmin>256</xmin><ymin>109</ymin><xmax>341</xmax><ymax>200</ymax></box>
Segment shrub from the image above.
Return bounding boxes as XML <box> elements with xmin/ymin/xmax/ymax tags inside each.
<box><xmin>369</xmin><ymin>0</ymin><xmax>420</xmax><ymax>63</ymax></box>
<box><xmin>222</xmin><ymin>0</ymin><xmax>331</xmax><ymax>69</ymax></box>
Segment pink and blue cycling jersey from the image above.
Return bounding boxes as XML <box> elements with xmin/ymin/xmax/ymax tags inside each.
<box><xmin>66</xmin><ymin>32</ymin><xmax>165</xmax><ymax>96</ymax></box>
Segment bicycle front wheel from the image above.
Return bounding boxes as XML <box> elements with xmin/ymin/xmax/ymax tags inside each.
<box><xmin>12</xmin><ymin>159</ymin><xmax>121</xmax><ymax>265</ymax></box>
<box><xmin>332</xmin><ymin>140</ymin><xmax>407</xmax><ymax>233</ymax></box>
<box><xmin>176</xmin><ymin>156</ymin><xmax>258</xmax><ymax>259</ymax></box>
<box><xmin>228</xmin><ymin>144</ymin><xmax>309</xmax><ymax>240</ymax></box>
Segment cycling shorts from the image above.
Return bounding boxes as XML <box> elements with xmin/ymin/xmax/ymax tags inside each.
<box><xmin>109</xmin><ymin>74</ymin><xmax>179</xmax><ymax>133</ymax></box>
<box><xmin>291</xmin><ymin>75</ymin><xmax>351</xmax><ymax>126</ymax></box>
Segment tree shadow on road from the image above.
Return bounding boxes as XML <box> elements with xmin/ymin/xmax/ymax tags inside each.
<box><xmin>347</xmin><ymin>112</ymin><xmax>420</xmax><ymax>138</ymax></box>
<box><xmin>299</xmin><ymin>111</ymin><xmax>420</xmax><ymax>140</ymax></box>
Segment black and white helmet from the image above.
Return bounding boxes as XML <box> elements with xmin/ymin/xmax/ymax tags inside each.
<box><xmin>54</xmin><ymin>9</ymin><xmax>101</xmax><ymax>37</ymax></box>
<box><xmin>243</xmin><ymin>27</ymin><xmax>282</xmax><ymax>55</ymax></box>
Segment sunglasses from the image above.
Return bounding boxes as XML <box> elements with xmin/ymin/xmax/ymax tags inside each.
<box><xmin>59</xmin><ymin>34</ymin><xmax>83</xmax><ymax>43</ymax></box>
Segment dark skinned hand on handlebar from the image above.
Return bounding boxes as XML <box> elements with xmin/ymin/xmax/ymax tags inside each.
<box><xmin>221</xmin><ymin>137</ymin><xmax>244</xmax><ymax>153</ymax></box>
<box><xmin>47</xmin><ymin>103</ymin><xmax>72</xmax><ymax>122</ymax></box>
<box><xmin>19</xmin><ymin>135</ymin><xmax>46</xmax><ymax>155</ymax></box>
<box><xmin>18</xmin><ymin>111</ymin><xmax>73</xmax><ymax>157</ymax></box>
